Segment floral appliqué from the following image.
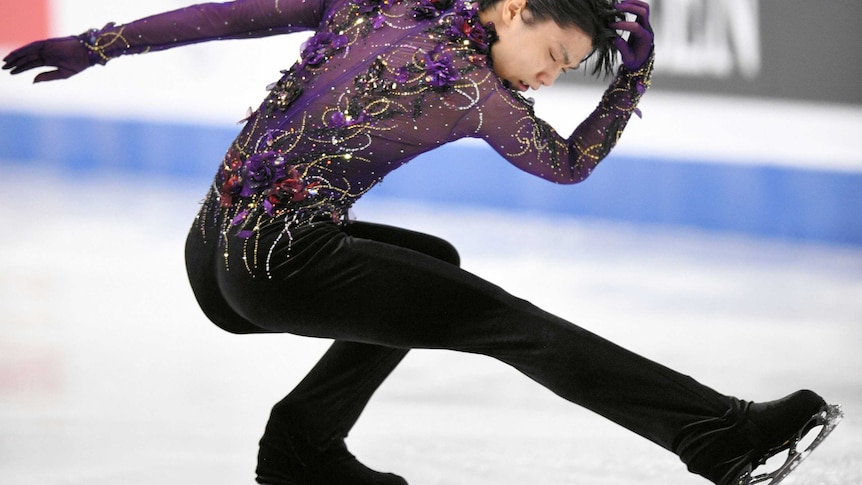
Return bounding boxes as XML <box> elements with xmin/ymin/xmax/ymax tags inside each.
<box><xmin>208</xmin><ymin>0</ymin><xmax>499</xmax><ymax>266</ymax></box>
<box><xmin>396</xmin><ymin>43</ymin><xmax>460</xmax><ymax>90</ymax></box>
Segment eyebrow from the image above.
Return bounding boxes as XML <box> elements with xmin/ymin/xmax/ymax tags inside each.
<box><xmin>560</xmin><ymin>43</ymin><xmax>571</xmax><ymax>66</ymax></box>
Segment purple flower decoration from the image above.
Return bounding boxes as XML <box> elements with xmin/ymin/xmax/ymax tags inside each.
<box><xmin>240</xmin><ymin>151</ymin><xmax>280</xmax><ymax>197</ymax></box>
<box><xmin>351</xmin><ymin>0</ymin><xmax>393</xmax><ymax>29</ymax></box>
<box><xmin>423</xmin><ymin>44</ymin><xmax>460</xmax><ymax>89</ymax></box>
<box><xmin>299</xmin><ymin>31</ymin><xmax>349</xmax><ymax>69</ymax></box>
<box><xmin>465</xmin><ymin>20</ymin><xmax>493</xmax><ymax>52</ymax></box>
<box><xmin>445</xmin><ymin>5</ymin><xmax>494</xmax><ymax>53</ymax></box>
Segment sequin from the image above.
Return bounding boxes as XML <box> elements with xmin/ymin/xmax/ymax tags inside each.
<box><xmin>79</xmin><ymin>0</ymin><xmax>652</xmax><ymax>276</ymax></box>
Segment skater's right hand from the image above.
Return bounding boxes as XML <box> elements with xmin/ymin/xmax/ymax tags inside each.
<box><xmin>3</xmin><ymin>36</ymin><xmax>92</xmax><ymax>83</ymax></box>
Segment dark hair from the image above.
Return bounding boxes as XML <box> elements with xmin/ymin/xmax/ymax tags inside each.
<box><xmin>477</xmin><ymin>0</ymin><xmax>620</xmax><ymax>77</ymax></box>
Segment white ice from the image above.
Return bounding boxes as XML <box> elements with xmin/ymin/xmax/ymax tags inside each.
<box><xmin>0</xmin><ymin>164</ymin><xmax>859</xmax><ymax>485</ymax></box>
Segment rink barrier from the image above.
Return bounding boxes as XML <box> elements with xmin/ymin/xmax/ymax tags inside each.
<box><xmin>1</xmin><ymin>110</ymin><xmax>860</xmax><ymax>247</ymax></box>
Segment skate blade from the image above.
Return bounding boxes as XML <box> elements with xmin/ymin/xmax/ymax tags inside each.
<box><xmin>745</xmin><ymin>403</ymin><xmax>843</xmax><ymax>485</ymax></box>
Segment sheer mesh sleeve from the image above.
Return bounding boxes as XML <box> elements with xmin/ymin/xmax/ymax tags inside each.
<box><xmin>461</xmin><ymin>53</ymin><xmax>654</xmax><ymax>185</ymax></box>
<box><xmin>77</xmin><ymin>0</ymin><xmax>328</xmax><ymax>65</ymax></box>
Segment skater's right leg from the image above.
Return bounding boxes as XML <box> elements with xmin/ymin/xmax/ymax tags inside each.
<box><xmin>216</xmin><ymin>221</ymin><xmax>840</xmax><ymax>485</ymax></box>
<box><xmin>675</xmin><ymin>390</ymin><xmax>842</xmax><ymax>485</ymax></box>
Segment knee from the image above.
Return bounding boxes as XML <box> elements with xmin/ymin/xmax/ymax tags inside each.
<box><xmin>343</xmin><ymin>220</ymin><xmax>461</xmax><ymax>266</ymax></box>
<box><xmin>433</xmin><ymin>239</ymin><xmax>461</xmax><ymax>266</ymax></box>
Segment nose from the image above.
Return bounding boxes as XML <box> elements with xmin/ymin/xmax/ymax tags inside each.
<box><xmin>537</xmin><ymin>69</ymin><xmax>560</xmax><ymax>88</ymax></box>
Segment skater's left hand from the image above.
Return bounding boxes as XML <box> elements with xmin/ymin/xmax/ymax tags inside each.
<box><xmin>610</xmin><ymin>0</ymin><xmax>654</xmax><ymax>71</ymax></box>
<box><xmin>3</xmin><ymin>36</ymin><xmax>92</xmax><ymax>83</ymax></box>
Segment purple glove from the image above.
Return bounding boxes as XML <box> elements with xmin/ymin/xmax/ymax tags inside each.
<box><xmin>611</xmin><ymin>0</ymin><xmax>654</xmax><ymax>71</ymax></box>
<box><xmin>2</xmin><ymin>35</ymin><xmax>95</xmax><ymax>83</ymax></box>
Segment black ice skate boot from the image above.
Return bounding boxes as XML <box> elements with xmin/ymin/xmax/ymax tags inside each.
<box><xmin>674</xmin><ymin>390</ymin><xmax>842</xmax><ymax>485</ymax></box>
<box><xmin>256</xmin><ymin>430</ymin><xmax>407</xmax><ymax>485</ymax></box>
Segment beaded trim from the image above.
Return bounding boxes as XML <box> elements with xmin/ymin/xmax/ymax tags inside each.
<box><xmin>77</xmin><ymin>23</ymin><xmax>135</xmax><ymax>66</ymax></box>
<box><xmin>604</xmin><ymin>51</ymin><xmax>655</xmax><ymax>118</ymax></box>
<box><xmin>195</xmin><ymin>0</ymin><xmax>498</xmax><ymax>277</ymax></box>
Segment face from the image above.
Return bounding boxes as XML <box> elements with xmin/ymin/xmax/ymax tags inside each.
<box><xmin>489</xmin><ymin>6</ymin><xmax>594</xmax><ymax>92</ymax></box>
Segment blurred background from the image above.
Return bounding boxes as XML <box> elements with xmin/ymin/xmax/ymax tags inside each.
<box><xmin>1</xmin><ymin>1</ymin><xmax>860</xmax><ymax>484</ymax></box>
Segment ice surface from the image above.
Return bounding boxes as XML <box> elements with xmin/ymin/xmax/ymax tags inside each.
<box><xmin>0</xmin><ymin>165</ymin><xmax>860</xmax><ymax>484</ymax></box>
<box><xmin>2</xmin><ymin>4</ymin><xmax>860</xmax><ymax>481</ymax></box>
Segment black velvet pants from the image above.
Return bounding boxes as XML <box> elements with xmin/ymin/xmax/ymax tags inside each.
<box><xmin>185</xmin><ymin>217</ymin><xmax>739</xmax><ymax>478</ymax></box>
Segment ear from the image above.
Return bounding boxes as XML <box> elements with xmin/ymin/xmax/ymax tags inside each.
<box><xmin>500</xmin><ymin>0</ymin><xmax>527</xmax><ymax>26</ymax></box>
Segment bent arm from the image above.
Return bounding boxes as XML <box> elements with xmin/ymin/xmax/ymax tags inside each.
<box><xmin>465</xmin><ymin>54</ymin><xmax>654</xmax><ymax>184</ymax></box>
<box><xmin>566</xmin><ymin>53</ymin><xmax>654</xmax><ymax>182</ymax></box>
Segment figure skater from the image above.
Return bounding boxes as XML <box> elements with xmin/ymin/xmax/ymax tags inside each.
<box><xmin>3</xmin><ymin>1</ymin><xmax>842</xmax><ymax>484</ymax></box>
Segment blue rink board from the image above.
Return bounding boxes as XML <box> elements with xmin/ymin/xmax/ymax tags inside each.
<box><xmin>2</xmin><ymin>110</ymin><xmax>860</xmax><ymax>246</ymax></box>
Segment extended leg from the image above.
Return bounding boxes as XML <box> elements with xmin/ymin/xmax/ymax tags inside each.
<box><xmin>217</xmin><ymin>221</ymin><xmax>838</xmax><ymax>485</ymax></box>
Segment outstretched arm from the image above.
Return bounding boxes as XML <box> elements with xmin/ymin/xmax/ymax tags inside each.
<box><xmin>3</xmin><ymin>0</ymin><xmax>327</xmax><ymax>83</ymax></box>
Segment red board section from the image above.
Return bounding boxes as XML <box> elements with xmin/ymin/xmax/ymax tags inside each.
<box><xmin>0</xmin><ymin>0</ymin><xmax>51</xmax><ymax>45</ymax></box>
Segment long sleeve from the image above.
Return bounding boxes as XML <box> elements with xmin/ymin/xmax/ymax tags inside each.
<box><xmin>176</xmin><ymin>0</ymin><xmax>655</xmax><ymax>246</ymax></box>
<box><xmin>462</xmin><ymin>53</ymin><xmax>654</xmax><ymax>185</ymax></box>
<box><xmin>79</xmin><ymin>0</ymin><xmax>328</xmax><ymax>65</ymax></box>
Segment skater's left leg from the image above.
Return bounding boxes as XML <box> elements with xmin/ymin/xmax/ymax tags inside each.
<box><xmin>256</xmin><ymin>221</ymin><xmax>459</xmax><ymax>485</ymax></box>
<box><xmin>257</xmin><ymin>341</ymin><xmax>409</xmax><ymax>485</ymax></box>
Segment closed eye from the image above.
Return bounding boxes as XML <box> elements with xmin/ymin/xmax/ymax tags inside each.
<box><xmin>551</xmin><ymin>51</ymin><xmax>569</xmax><ymax>74</ymax></box>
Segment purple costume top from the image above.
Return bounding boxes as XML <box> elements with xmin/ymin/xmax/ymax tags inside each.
<box><xmin>80</xmin><ymin>0</ymin><xmax>652</xmax><ymax>272</ymax></box>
